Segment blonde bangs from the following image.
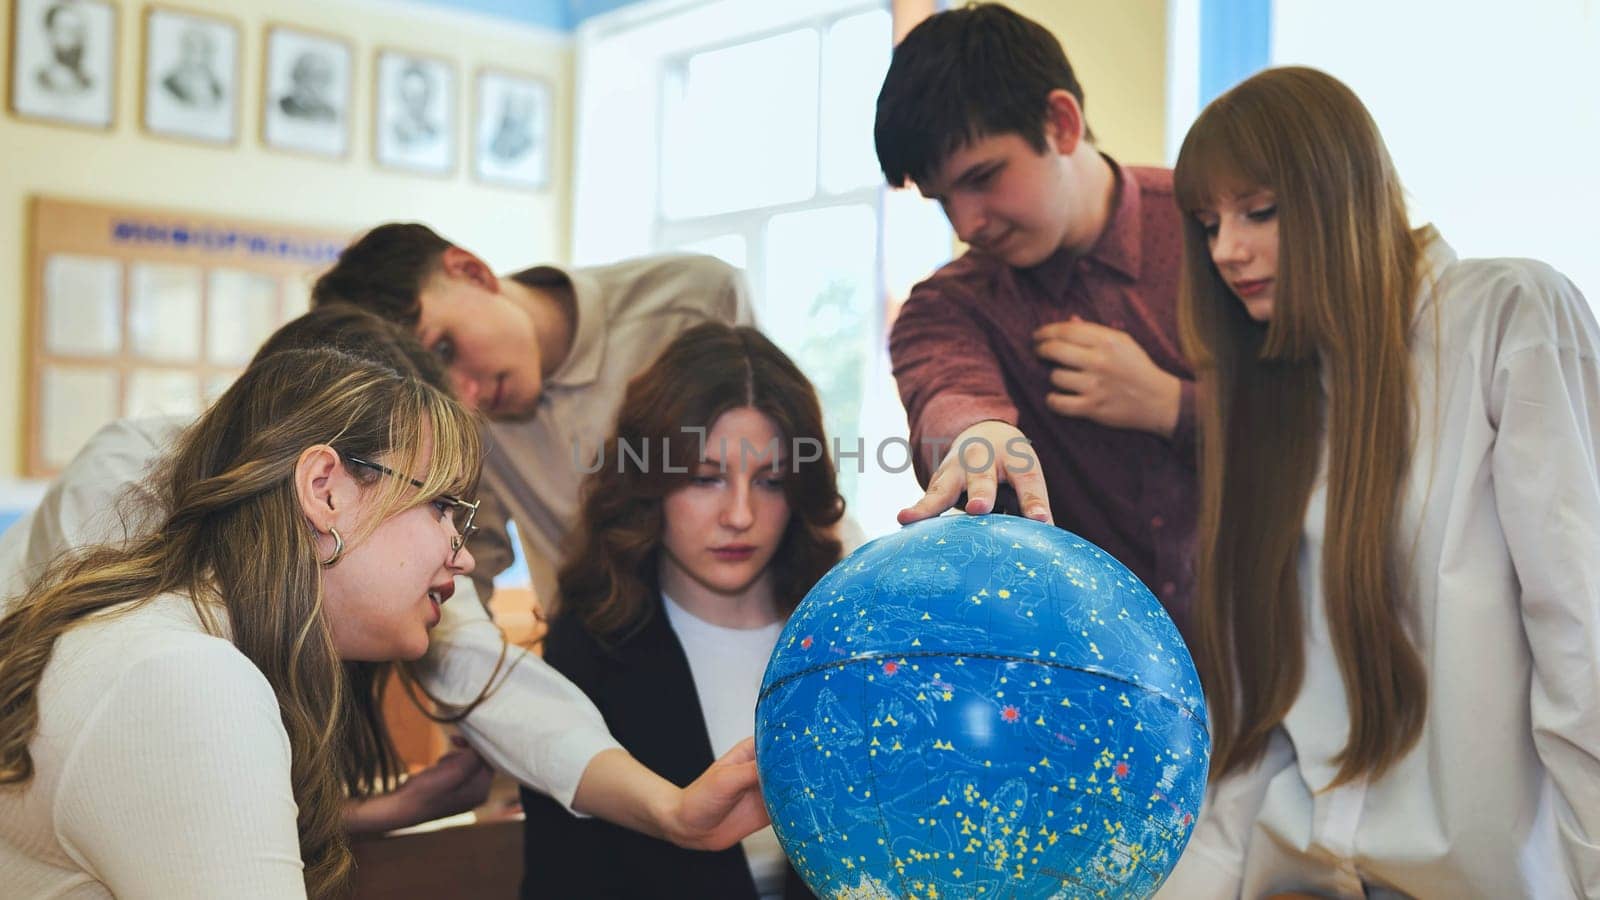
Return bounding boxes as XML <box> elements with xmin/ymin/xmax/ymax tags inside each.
<box><xmin>417</xmin><ymin>384</ymin><xmax>482</xmax><ymax>499</ymax></box>
<box><xmin>317</xmin><ymin>376</ymin><xmax>481</xmax><ymax>544</ymax></box>
<box><xmin>373</xmin><ymin>382</ymin><xmax>482</xmax><ymax>507</ymax></box>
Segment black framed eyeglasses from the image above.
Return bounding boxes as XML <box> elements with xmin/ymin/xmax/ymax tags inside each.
<box><xmin>346</xmin><ymin>455</ymin><xmax>479</xmax><ymax>564</ymax></box>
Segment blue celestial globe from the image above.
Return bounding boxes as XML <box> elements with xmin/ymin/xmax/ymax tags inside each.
<box><xmin>755</xmin><ymin>514</ymin><xmax>1209</xmax><ymax>899</ymax></box>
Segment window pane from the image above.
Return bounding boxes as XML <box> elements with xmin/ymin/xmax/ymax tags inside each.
<box><xmin>820</xmin><ymin>9</ymin><xmax>892</xmax><ymax>194</ymax></box>
<box><xmin>662</xmin><ymin>28</ymin><xmax>820</xmax><ymax>219</ymax></box>
<box><xmin>882</xmin><ymin>187</ymin><xmax>954</xmax><ymax>307</ymax></box>
<box><xmin>1271</xmin><ymin>0</ymin><xmax>1600</xmax><ymax>304</ymax></box>
<box><xmin>673</xmin><ymin>234</ymin><xmax>749</xmax><ymax>270</ymax></box>
<box><xmin>762</xmin><ymin>204</ymin><xmax>875</xmax><ymax>503</ymax></box>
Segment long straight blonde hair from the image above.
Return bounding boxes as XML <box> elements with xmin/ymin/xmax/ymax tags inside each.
<box><xmin>0</xmin><ymin>348</ymin><xmax>481</xmax><ymax>897</ymax></box>
<box><xmin>1174</xmin><ymin>67</ymin><xmax>1431</xmax><ymax>785</ymax></box>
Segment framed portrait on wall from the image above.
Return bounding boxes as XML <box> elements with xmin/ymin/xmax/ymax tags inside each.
<box><xmin>262</xmin><ymin>25</ymin><xmax>352</xmax><ymax>158</ymax></box>
<box><xmin>473</xmin><ymin>68</ymin><xmax>550</xmax><ymax>190</ymax></box>
<box><xmin>374</xmin><ymin>49</ymin><xmax>456</xmax><ymax>175</ymax></box>
<box><xmin>8</xmin><ymin>0</ymin><xmax>117</xmax><ymax>129</ymax></box>
<box><xmin>142</xmin><ymin>6</ymin><xmax>240</xmax><ymax>145</ymax></box>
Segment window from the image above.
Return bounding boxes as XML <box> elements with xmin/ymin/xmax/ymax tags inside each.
<box><xmin>575</xmin><ymin>0</ymin><xmax>952</xmax><ymax>536</ymax></box>
<box><xmin>1271</xmin><ymin>0</ymin><xmax>1599</xmax><ymax>304</ymax></box>
<box><xmin>1170</xmin><ymin>0</ymin><xmax>1599</xmax><ymax>304</ymax></box>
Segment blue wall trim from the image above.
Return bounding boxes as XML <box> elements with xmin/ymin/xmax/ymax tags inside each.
<box><xmin>414</xmin><ymin>0</ymin><xmax>647</xmax><ymax>32</ymax></box>
<box><xmin>567</xmin><ymin>0</ymin><xmax>649</xmax><ymax>27</ymax></box>
<box><xmin>418</xmin><ymin>0</ymin><xmax>567</xmax><ymax>31</ymax></box>
<box><xmin>1200</xmin><ymin>0</ymin><xmax>1271</xmax><ymax>105</ymax></box>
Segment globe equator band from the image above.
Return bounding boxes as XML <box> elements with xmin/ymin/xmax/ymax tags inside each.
<box><xmin>759</xmin><ymin>648</ymin><xmax>1208</xmax><ymax>726</ymax></box>
<box><xmin>756</xmin><ymin>516</ymin><xmax>1207</xmax><ymax>897</ymax></box>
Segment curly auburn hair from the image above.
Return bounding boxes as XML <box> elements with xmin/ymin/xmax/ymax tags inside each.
<box><xmin>557</xmin><ymin>323</ymin><xmax>845</xmax><ymax>644</ymax></box>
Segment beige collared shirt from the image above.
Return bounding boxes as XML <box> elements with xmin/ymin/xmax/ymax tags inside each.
<box><xmin>470</xmin><ymin>253</ymin><xmax>754</xmax><ymax>614</ymax></box>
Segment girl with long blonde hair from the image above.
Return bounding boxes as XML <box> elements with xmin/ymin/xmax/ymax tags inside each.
<box><xmin>1162</xmin><ymin>66</ymin><xmax>1600</xmax><ymax>897</ymax></box>
<box><xmin>0</xmin><ymin>347</ymin><xmax>482</xmax><ymax>898</ymax></box>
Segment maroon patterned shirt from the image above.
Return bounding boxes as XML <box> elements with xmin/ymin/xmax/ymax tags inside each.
<box><xmin>889</xmin><ymin>161</ymin><xmax>1197</xmax><ymax>639</ymax></box>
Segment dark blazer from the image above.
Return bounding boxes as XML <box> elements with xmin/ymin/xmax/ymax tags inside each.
<box><xmin>520</xmin><ymin>595</ymin><xmax>815</xmax><ymax>900</ymax></box>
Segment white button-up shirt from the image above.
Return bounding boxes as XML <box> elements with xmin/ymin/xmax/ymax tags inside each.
<box><xmin>1161</xmin><ymin>237</ymin><xmax>1600</xmax><ymax>898</ymax></box>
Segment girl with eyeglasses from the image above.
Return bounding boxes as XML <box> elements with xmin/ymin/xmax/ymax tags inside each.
<box><xmin>1159</xmin><ymin>67</ymin><xmax>1600</xmax><ymax>898</ymax></box>
<box><xmin>0</xmin><ymin>306</ymin><xmax>782</xmax><ymax>896</ymax></box>
<box><xmin>519</xmin><ymin>323</ymin><xmax>843</xmax><ymax>899</ymax></box>
<box><xmin>0</xmin><ymin>348</ymin><xmax>482</xmax><ymax>898</ymax></box>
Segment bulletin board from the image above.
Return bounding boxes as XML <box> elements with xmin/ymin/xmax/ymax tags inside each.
<box><xmin>25</xmin><ymin>196</ymin><xmax>352</xmax><ymax>476</ymax></box>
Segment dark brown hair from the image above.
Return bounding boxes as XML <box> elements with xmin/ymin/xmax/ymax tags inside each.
<box><xmin>1174</xmin><ymin>66</ymin><xmax>1429</xmax><ymax>786</ymax></box>
<box><xmin>558</xmin><ymin>323</ymin><xmax>844</xmax><ymax>643</ymax></box>
<box><xmin>875</xmin><ymin>2</ymin><xmax>1094</xmax><ymax>189</ymax></box>
<box><xmin>253</xmin><ymin>302</ymin><xmax>446</xmax><ymax>390</ymax></box>
<box><xmin>310</xmin><ymin>223</ymin><xmax>454</xmax><ymax>328</ymax></box>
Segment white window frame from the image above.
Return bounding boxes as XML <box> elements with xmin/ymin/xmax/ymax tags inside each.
<box><xmin>575</xmin><ymin>0</ymin><xmax>934</xmax><ymax>537</ymax></box>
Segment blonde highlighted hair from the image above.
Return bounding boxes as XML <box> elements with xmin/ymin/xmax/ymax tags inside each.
<box><xmin>0</xmin><ymin>347</ymin><xmax>481</xmax><ymax>898</ymax></box>
<box><xmin>1174</xmin><ymin>66</ymin><xmax>1431</xmax><ymax>785</ymax></box>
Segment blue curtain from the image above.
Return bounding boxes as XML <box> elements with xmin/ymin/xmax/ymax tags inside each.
<box><xmin>1200</xmin><ymin>0</ymin><xmax>1272</xmax><ymax>105</ymax></box>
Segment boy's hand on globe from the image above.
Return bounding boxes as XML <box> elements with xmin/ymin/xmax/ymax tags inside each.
<box><xmin>898</xmin><ymin>420</ymin><xmax>1053</xmax><ymax>525</ymax></box>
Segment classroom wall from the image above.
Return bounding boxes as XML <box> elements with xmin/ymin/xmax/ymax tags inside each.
<box><xmin>1009</xmin><ymin>0</ymin><xmax>1169</xmax><ymax>166</ymax></box>
<box><xmin>0</xmin><ymin>0</ymin><xmax>575</xmax><ymax>477</ymax></box>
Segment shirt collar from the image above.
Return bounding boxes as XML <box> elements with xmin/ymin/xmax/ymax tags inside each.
<box><xmin>1021</xmin><ymin>153</ymin><xmax>1143</xmax><ymax>287</ymax></box>
<box><xmin>510</xmin><ymin>264</ymin><xmax>606</xmax><ymax>389</ymax></box>
<box><xmin>1411</xmin><ymin>225</ymin><xmax>1456</xmax><ymax>329</ymax></box>
<box><xmin>1085</xmin><ymin>155</ymin><xmax>1143</xmax><ymax>280</ymax></box>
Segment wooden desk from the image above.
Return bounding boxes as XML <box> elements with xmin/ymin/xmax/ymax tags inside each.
<box><xmin>351</xmin><ymin>815</ymin><xmax>524</xmax><ymax>899</ymax></box>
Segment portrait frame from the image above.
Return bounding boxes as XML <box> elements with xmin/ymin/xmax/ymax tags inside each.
<box><xmin>141</xmin><ymin>5</ymin><xmax>241</xmax><ymax>146</ymax></box>
<box><xmin>7</xmin><ymin>0</ymin><xmax>118</xmax><ymax>131</ymax></box>
<box><xmin>261</xmin><ymin>24</ymin><xmax>353</xmax><ymax>160</ymax></box>
<box><xmin>473</xmin><ymin>67</ymin><xmax>551</xmax><ymax>191</ymax></box>
<box><xmin>373</xmin><ymin>47</ymin><xmax>456</xmax><ymax>177</ymax></box>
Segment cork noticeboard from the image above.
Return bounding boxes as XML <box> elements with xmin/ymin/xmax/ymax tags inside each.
<box><xmin>26</xmin><ymin>196</ymin><xmax>353</xmax><ymax>476</ymax></box>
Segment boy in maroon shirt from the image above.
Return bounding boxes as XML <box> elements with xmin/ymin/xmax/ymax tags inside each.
<box><xmin>875</xmin><ymin>3</ymin><xmax>1197</xmax><ymax>632</ymax></box>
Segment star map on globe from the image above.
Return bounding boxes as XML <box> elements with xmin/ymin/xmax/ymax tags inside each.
<box><xmin>755</xmin><ymin>514</ymin><xmax>1210</xmax><ymax>899</ymax></box>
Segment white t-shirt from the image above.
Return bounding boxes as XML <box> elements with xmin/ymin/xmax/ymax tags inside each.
<box><xmin>662</xmin><ymin>592</ymin><xmax>787</xmax><ymax>900</ymax></box>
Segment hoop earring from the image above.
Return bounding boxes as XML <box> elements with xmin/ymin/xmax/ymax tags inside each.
<box><xmin>319</xmin><ymin>527</ymin><xmax>345</xmax><ymax>567</ymax></box>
